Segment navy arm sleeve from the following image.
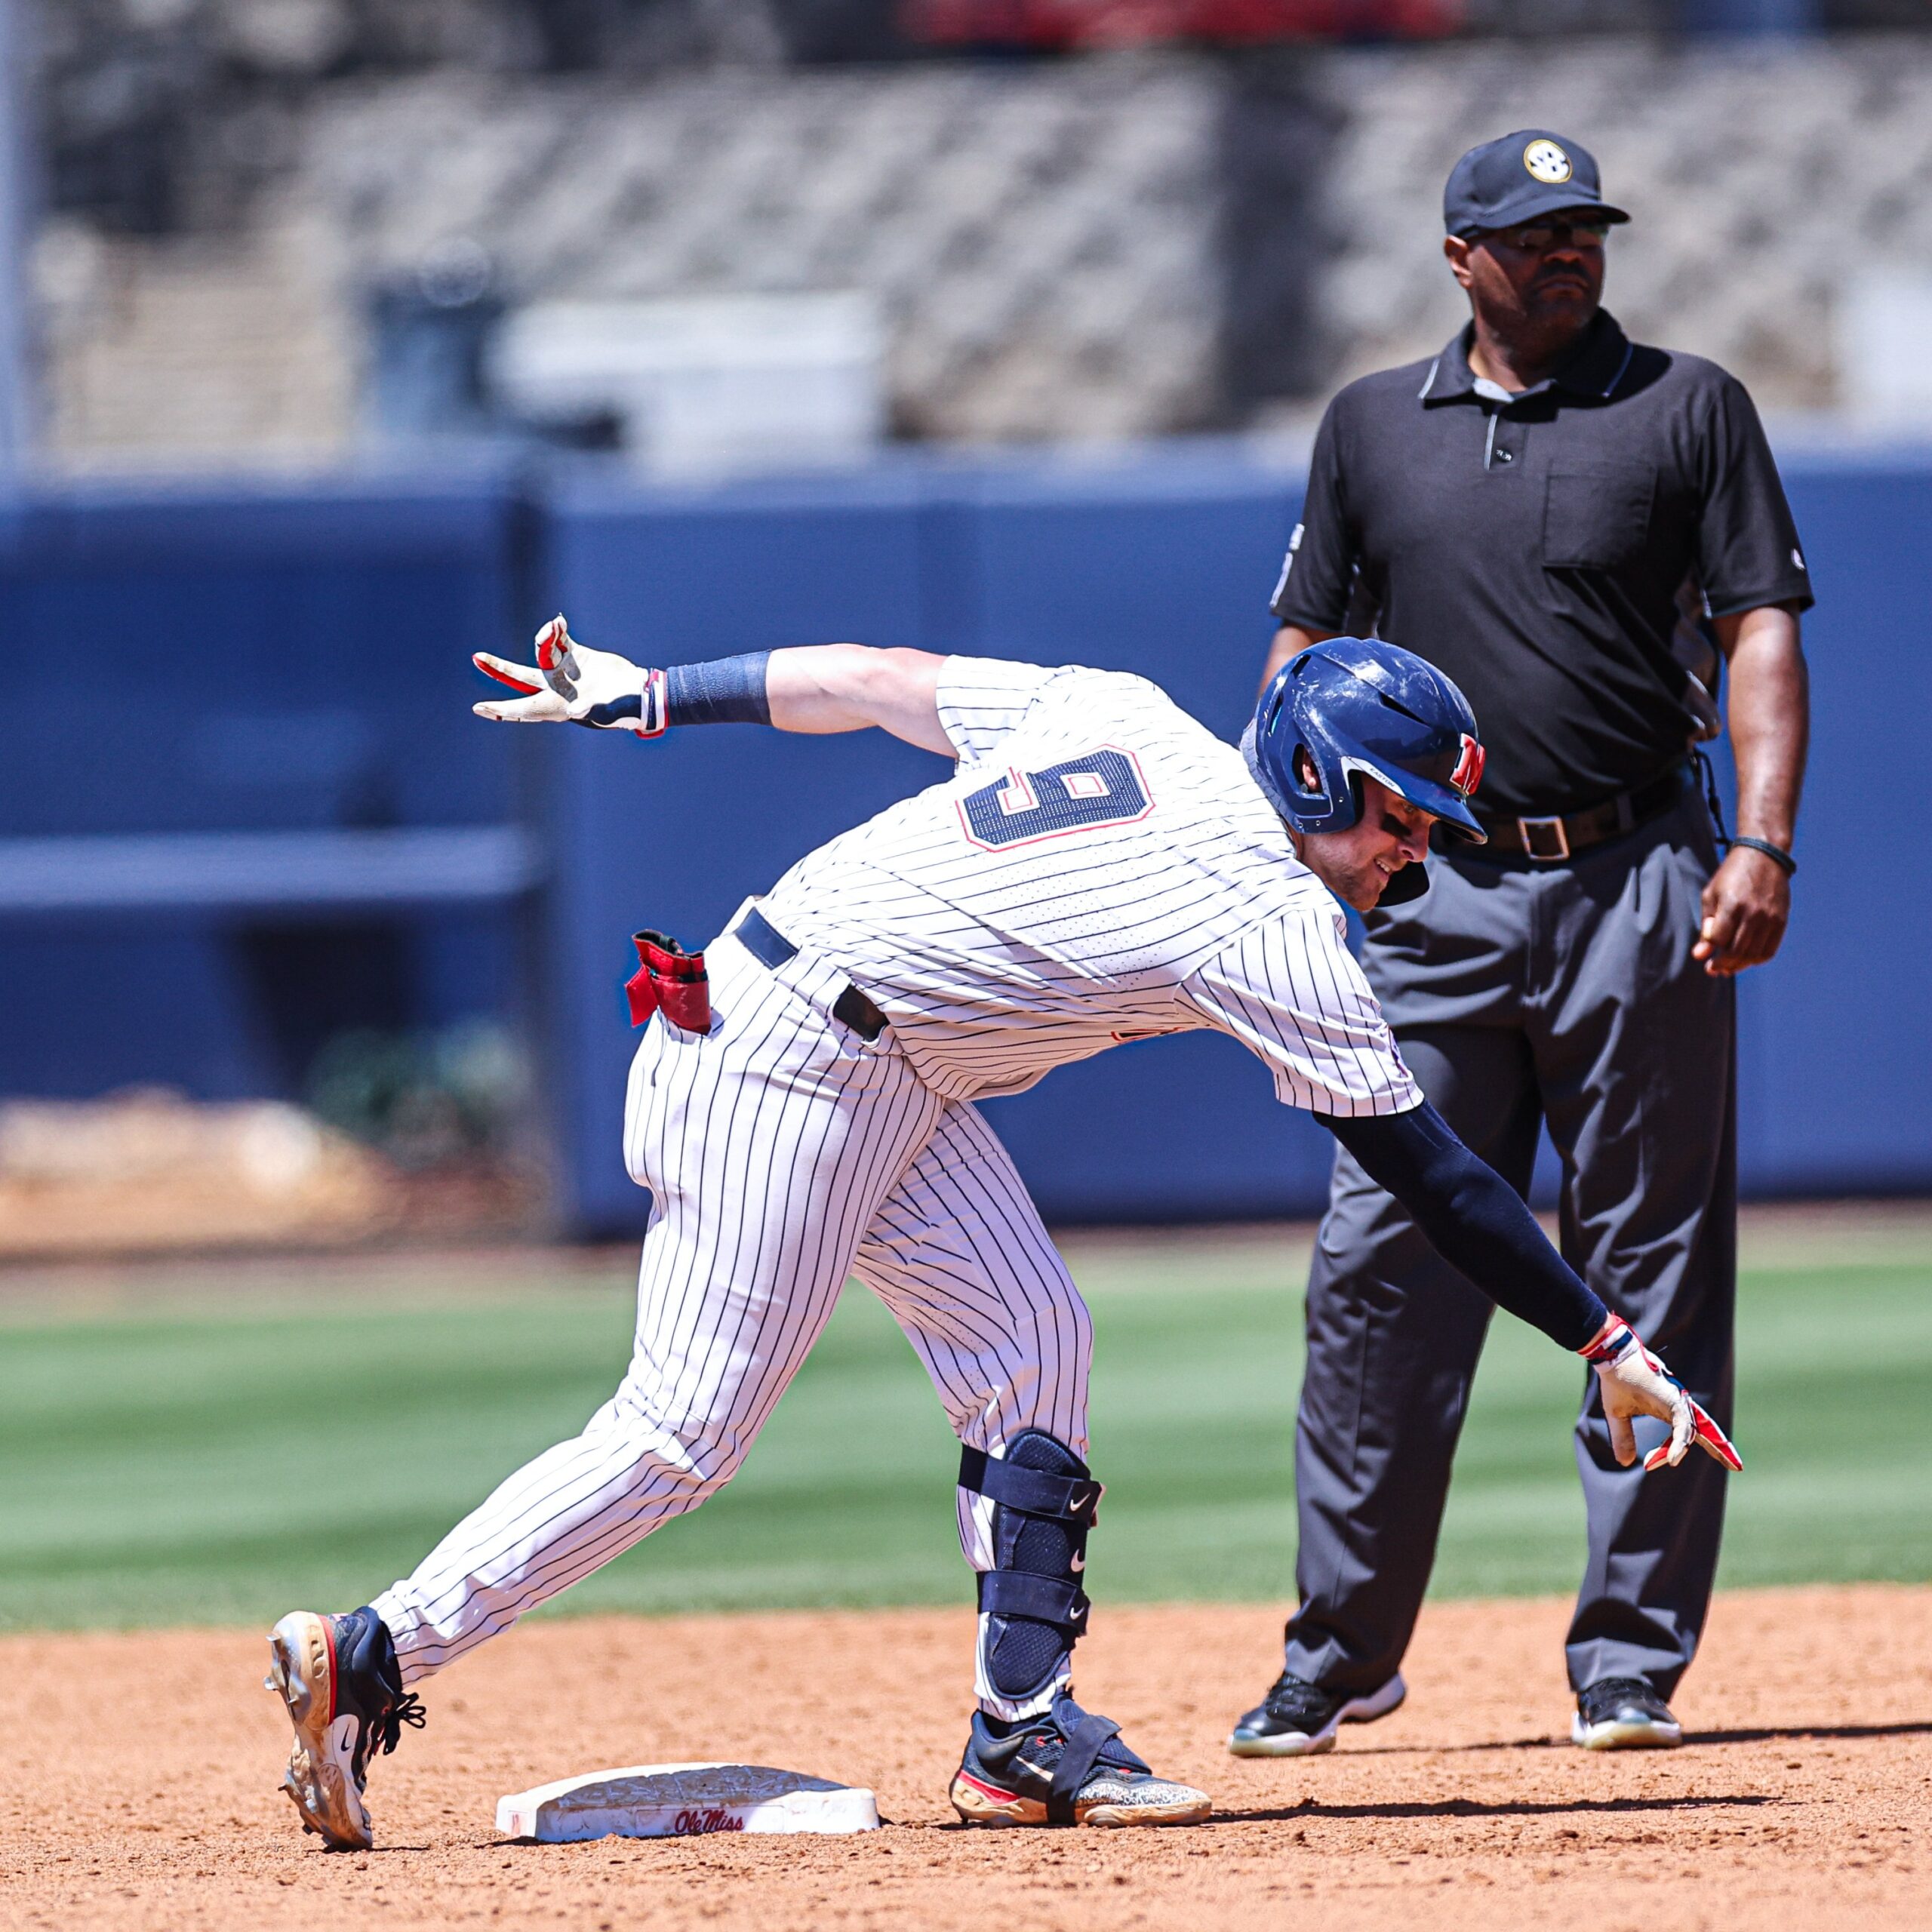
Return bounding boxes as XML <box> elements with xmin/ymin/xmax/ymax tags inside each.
<box><xmin>1321</xmin><ymin>1102</ymin><xmax>1608</xmax><ymax>1349</ymax></box>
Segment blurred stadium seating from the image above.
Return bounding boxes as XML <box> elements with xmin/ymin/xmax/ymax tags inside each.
<box><xmin>902</xmin><ymin>1</ymin><xmax>1466</xmax><ymax>46</ymax></box>
<box><xmin>301</xmin><ymin>57</ymin><xmax>1226</xmax><ymax>447</ymax></box>
<box><xmin>34</xmin><ymin>14</ymin><xmax>1932</xmax><ymax>466</ymax></box>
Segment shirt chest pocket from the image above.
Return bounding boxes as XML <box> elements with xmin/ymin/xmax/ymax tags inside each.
<box><xmin>1543</xmin><ymin>463</ymin><xmax>1656</xmax><ymax>571</ymax></box>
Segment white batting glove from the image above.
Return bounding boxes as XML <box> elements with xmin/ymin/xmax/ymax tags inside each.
<box><xmin>1580</xmin><ymin>1316</ymin><xmax>1743</xmax><ymax>1472</ymax></box>
<box><xmin>472</xmin><ymin>615</ymin><xmax>668</xmax><ymax>737</ymax></box>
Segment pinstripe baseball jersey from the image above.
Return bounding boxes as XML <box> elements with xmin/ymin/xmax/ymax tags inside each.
<box><xmin>757</xmin><ymin>657</ymin><xmax>1420</xmax><ymax>1117</ymax></box>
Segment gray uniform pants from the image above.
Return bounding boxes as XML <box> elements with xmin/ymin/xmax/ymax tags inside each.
<box><xmin>1284</xmin><ymin>783</ymin><xmax>1735</xmax><ymax>1700</ymax></box>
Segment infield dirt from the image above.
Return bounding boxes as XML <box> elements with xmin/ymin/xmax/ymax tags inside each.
<box><xmin>4</xmin><ymin>1583</ymin><xmax>1925</xmax><ymax>1931</ymax></box>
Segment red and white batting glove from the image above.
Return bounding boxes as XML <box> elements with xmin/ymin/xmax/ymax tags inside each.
<box><xmin>1580</xmin><ymin>1315</ymin><xmax>1743</xmax><ymax>1472</ymax></box>
<box><xmin>472</xmin><ymin>614</ymin><xmax>668</xmax><ymax>737</ymax></box>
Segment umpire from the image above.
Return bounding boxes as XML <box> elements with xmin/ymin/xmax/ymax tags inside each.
<box><xmin>1232</xmin><ymin>130</ymin><xmax>1810</xmax><ymax>1755</ymax></box>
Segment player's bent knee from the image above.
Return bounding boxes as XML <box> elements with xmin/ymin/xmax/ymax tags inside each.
<box><xmin>960</xmin><ymin>1431</ymin><xmax>1102</xmax><ymax>1704</ymax></box>
<box><xmin>599</xmin><ymin>1388</ymin><xmax>753</xmax><ymax>1503</ymax></box>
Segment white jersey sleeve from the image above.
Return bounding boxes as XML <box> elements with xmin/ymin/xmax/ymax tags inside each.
<box><xmin>1181</xmin><ymin>909</ymin><xmax>1421</xmax><ymax>1118</ymax></box>
<box><xmin>935</xmin><ymin>657</ymin><xmax>1061</xmax><ymax>764</ymax></box>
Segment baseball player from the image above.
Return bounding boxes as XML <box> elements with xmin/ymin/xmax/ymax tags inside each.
<box><xmin>265</xmin><ymin>620</ymin><xmax>1737</xmax><ymax>1848</ymax></box>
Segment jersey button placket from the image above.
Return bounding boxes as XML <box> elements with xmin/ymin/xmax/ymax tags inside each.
<box><xmin>1482</xmin><ymin>408</ymin><xmax>1524</xmax><ymax>472</ymax></box>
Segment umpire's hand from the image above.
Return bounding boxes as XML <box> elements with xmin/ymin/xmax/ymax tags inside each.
<box><xmin>1694</xmin><ymin>844</ymin><xmax>1789</xmax><ymax>977</ymax></box>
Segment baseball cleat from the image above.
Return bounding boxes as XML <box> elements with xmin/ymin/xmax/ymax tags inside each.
<box><xmin>1571</xmin><ymin>1677</ymin><xmax>1681</xmax><ymax>1751</ymax></box>
<box><xmin>265</xmin><ymin>1607</ymin><xmax>425</xmax><ymax>1849</ymax></box>
<box><xmin>949</xmin><ymin>1694</ymin><xmax>1210</xmax><ymax>1828</ymax></box>
<box><xmin>1227</xmin><ymin>1669</ymin><xmax>1406</xmax><ymax>1757</ymax></box>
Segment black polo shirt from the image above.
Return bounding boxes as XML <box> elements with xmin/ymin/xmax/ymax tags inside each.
<box><xmin>1269</xmin><ymin>309</ymin><xmax>1814</xmax><ymax>821</ymax></box>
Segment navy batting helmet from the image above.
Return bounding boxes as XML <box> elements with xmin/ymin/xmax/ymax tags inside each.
<box><xmin>1244</xmin><ymin>638</ymin><xmax>1487</xmax><ymax>846</ymax></box>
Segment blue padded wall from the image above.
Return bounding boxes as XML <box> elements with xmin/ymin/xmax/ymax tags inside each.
<box><xmin>0</xmin><ymin>479</ymin><xmax>519</xmax><ymax>836</ymax></box>
<box><xmin>8</xmin><ymin>442</ymin><xmax>1927</xmax><ymax>1224</ymax></box>
<box><xmin>0</xmin><ymin>476</ymin><xmax>527</xmax><ymax>1100</ymax></box>
<box><xmin>1731</xmin><ymin>455</ymin><xmax>1932</xmax><ymax>1192</ymax></box>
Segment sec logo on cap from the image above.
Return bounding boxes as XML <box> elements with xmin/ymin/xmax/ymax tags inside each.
<box><xmin>1523</xmin><ymin>138</ymin><xmax>1571</xmax><ymax>183</ymax></box>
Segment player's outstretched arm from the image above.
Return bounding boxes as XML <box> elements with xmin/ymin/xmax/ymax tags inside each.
<box><xmin>764</xmin><ymin>643</ymin><xmax>950</xmax><ymax>751</ymax></box>
<box><xmin>473</xmin><ymin>617</ymin><xmax>952</xmax><ymax>755</ymax></box>
<box><xmin>1321</xmin><ymin>1103</ymin><xmax>1742</xmax><ymax>1473</ymax></box>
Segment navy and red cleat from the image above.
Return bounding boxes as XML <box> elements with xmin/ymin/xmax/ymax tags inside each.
<box><xmin>265</xmin><ymin>1607</ymin><xmax>424</xmax><ymax>1850</ymax></box>
<box><xmin>949</xmin><ymin>1693</ymin><xmax>1210</xmax><ymax>1828</ymax></box>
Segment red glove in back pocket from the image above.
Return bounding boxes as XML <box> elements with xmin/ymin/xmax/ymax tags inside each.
<box><xmin>625</xmin><ymin>931</ymin><xmax>711</xmax><ymax>1032</ymax></box>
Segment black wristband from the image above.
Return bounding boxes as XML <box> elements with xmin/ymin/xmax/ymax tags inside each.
<box><xmin>663</xmin><ymin>652</ymin><xmax>773</xmax><ymax>728</ymax></box>
<box><xmin>1730</xmin><ymin>835</ymin><xmax>1795</xmax><ymax>877</ymax></box>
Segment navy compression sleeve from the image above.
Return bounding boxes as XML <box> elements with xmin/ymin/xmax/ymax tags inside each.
<box><xmin>1320</xmin><ymin>1103</ymin><xmax>1607</xmax><ymax>1349</ymax></box>
<box><xmin>663</xmin><ymin>652</ymin><xmax>772</xmax><ymax>727</ymax></box>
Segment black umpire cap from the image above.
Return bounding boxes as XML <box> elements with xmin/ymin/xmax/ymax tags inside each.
<box><xmin>1444</xmin><ymin>131</ymin><xmax>1631</xmax><ymax>238</ymax></box>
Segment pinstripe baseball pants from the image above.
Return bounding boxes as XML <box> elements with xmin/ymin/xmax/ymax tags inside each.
<box><xmin>371</xmin><ymin>931</ymin><xmax>1092</xmax><ymax>1714</ymax></box>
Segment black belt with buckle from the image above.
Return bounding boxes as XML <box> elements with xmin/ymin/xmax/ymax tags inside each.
<box><xmin>733</xmin><ymin>906</ymin><xmax>890</xmax><ymax>1041</ymax></box>
<box><xmin>1477</xmin><ymin>764</ymin><xmax>1689</xmax><ymax>863</ymax></box>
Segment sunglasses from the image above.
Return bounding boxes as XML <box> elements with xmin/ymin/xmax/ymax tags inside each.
<box><xmin>1482</xmin><ymin>216</ymin><xmax>1614</xmax><ymax>251</ymax></box>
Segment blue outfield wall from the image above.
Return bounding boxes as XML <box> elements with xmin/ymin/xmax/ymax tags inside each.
<box><xmin>537</xmin><ymin>445</ymin><xmax>1932</xmax><ymax>1234</ymax></box>
<box><xmin>0</xmin><ymin>475</ymin><xmax>532</xmax><ymax>1102</ymax></box>
<box><xmin>1</xmin><ymin>445</ymin><xmax>1926</xmax><ymax>1226</ymax></box>
<box><xmin>1732</xmin><ymin>457</ymin><xmax>1932</xmax><ymax>1194</ymax></box>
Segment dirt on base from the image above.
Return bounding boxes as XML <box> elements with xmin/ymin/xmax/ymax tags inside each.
<box><xmin>3</xmin><ymin>1586</ymin><xmax>1927</xmax><ymax>1932</ymax></box>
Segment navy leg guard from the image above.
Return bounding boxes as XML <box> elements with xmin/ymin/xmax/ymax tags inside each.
<box><xmin>960</xmin><ymin>1431</ymin><xmax>1103</xmax><ymax>1706</ymax></box>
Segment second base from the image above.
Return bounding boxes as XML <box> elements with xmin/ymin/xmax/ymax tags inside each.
<box><xmin>496</xmin><ymin>1761</ymin><xmax>881</xmax><ymax>1841</ymax></box>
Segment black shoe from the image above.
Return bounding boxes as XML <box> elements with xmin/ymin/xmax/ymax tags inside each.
<box><xmin>1571</xmin><ymin>1676</ymin><xmax>1681</xmax><ymax>1751</ymax></box>
<box><xmin>1226</xmin><ymin>1669</ymin><xmax>1407</xmax><ymax>1758</ymax></box>
<box><xmin>950</xmin><ymin>1692</ymin><xmax>1211</xmax><ymax>1828</ymax></box>
<box><xmin>265</xmin><ymin>1607</ymin><xmax>426</xmax><ymax>1848</ymax></box>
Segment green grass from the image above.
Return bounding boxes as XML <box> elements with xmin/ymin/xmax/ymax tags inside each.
<box><xmin>1</xmin><ymin>1232</ymin><xmax>1927</xmax><ymax>1631</ymax></box>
